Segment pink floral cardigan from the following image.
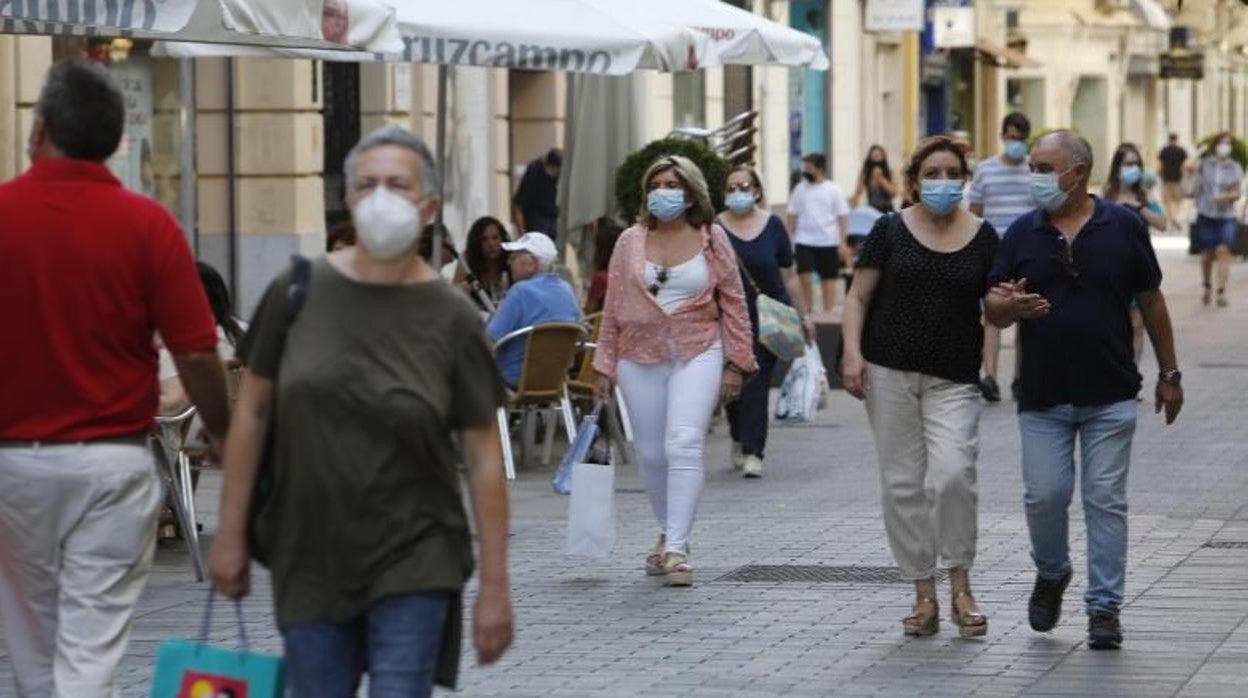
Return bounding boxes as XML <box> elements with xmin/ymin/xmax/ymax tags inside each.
<box><xmin>593</xmin><ymin>223</ymin><xmax>757</xmax><ymax>380</ymax></box>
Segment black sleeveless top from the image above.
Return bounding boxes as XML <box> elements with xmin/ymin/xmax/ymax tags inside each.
<box><xmin>855</xmin><ymin>212</ymin><xmax>999</xmax><ymax>384</ymax></box>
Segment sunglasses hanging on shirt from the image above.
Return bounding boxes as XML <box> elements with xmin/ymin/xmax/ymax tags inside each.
<box><xmin>647</xmin><ymin>265</ymin><xmax>671</xmax><ymax>297</ymax></box>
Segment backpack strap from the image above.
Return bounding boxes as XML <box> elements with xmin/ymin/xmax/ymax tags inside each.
<box><xmin>282</xmin><ymin>255</ymin><xmax>311</xmax><ymax>329</ymax></box>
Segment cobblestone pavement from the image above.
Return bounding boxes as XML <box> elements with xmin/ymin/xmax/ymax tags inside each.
<box><xmin>3</xmin><ymin>242</ymin><xmax>1247</xmax><ymax>697</ymax></box>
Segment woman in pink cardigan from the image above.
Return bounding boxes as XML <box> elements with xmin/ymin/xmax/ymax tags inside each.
<box><xmin>593</xmin><ymin>155</ymin><xmax>756</xmax><ymax>587</ymax></box>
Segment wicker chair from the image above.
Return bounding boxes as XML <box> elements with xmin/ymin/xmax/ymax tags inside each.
<box><xmin>564</xmin><ymin>313</ymin><xmax>636</xmax><ymax>468</ymax></box>
<box><xmin>493</xmin><ymin>322</ymin><xmax>588</xmax><ymax>480</ymax></box>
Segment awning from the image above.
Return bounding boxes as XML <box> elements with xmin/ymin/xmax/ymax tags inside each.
<box><xmin>976</xmin><ymin>39</ymin><xmax>1041</xmax><ymax>69</ymax></box>
<box><xmin>1131</xmin><ymin>0</ymin><xmax>1171</xmax><ymax>32</ymax></box>
<box><xmin>0</xmin><ymin>0</ymin><xmax>402</xmax><ymax>52</ymax></box>
<box><xmin>156</xmin><ymin>0</ymin><xmax>829</xmax><ymax>74</ymax></box>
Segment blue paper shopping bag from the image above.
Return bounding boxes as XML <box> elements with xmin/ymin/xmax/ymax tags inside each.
<box><xmin>150</xmin><ymin>592</ymin><xmax>284</xmax><ymax>698</ymax></box>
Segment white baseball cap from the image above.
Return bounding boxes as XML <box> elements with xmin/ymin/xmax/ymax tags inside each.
<box><xmin>502</xmin><ymin>232</ymin><xmax>558</xmax><ymax>264</ymax></box>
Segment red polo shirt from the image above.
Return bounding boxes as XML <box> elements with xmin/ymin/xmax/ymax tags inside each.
<box><xmin>0</xmin><ymin>159</ymin><xmax>218</xmax><ymax>442</ymax></box>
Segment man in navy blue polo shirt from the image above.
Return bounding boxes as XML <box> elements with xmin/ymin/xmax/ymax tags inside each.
<box><xmin>986</xmin><ymin>131</ymin><xmax>1183</xmax><ymax>651</ymax></box>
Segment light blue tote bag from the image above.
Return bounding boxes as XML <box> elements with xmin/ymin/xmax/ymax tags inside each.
<box><xmin>150</xmin><ymin>591</ymin><xmax>284</xmax><ymax>697</ymax></box>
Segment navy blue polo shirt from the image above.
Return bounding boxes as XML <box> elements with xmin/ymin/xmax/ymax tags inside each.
<box><xmin>989</xmin><ymin>198</ymin><xmax>1162</xmax><ymax>412</ymax></box>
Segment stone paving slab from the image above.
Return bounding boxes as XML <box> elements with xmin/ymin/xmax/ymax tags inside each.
<box><xmin>2</xmin><ymin>248</ymin><xmax>1247</xmax><ymax>697</ymax></box>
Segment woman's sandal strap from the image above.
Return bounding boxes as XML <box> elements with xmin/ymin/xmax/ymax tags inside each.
<box><xmin>952</xmin><ymin>591</ymin><xmax>987</xmax><ymax>625</ymax></box>
<box><xmin>903</xmin><ymin>597</ymin><xmax>938</xmax><ymax>623</ymax></box>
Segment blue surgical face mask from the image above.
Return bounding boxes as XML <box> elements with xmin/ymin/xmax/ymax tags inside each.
<box><xmin>1031</xmin><ymin>167</ymin><xmax>1076</xmax><ymax>213</ymax></box>
<box><xmin>919</xmin><ymin>179</ymin><xmax>963</xmax><ymax>216</ymax></box>
<box><xmin>648</xmin><ymin>188</ymin><xmax>687</xmax><ymax>222</ymax></box>
<box><xmin>1119</xmin><ymin>165</ymin><xmax>1142</xmax><ymax>185</ymax></box>
<box><xmin>1004</xmin><ymin>139</ymin><xmax>1028</xmax><ymax>161</ymax></box>
<box><xmin>725</xmin><ymin>192</ymin><xmax>756</xmax><ymax>215</ymax></box>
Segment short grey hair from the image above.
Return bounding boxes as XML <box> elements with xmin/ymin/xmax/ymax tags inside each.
<box><xmin>1040</xmin><ymin>130</ymin><xmax>1094</xmax><ymax>173</ymax></box>
<box><xmin>343</xmin><ymin>125</ymin><xmax>440</xmax><ymax>196</ymax></box>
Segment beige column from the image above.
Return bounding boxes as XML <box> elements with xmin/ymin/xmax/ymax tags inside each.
<box><xmin>510</xmin><ymin>71</ymin><xmax>565</xmax><ymax>232</ymax></box>
<box><xmin>1</xmin><ymin>37</ymin><xmax>53</xmax><ymax>179</ymax></box>
<box><xmin>830</xmin><ymin>0</ymin><xmax>864</xmax><ymax>190</ymax></box>
<box><xmin>360</xmin><ymin>63</ymin><xmax>413</xmax><ymax>134</ymax></box>
<box><xmin>638</xmin><ymin>71</ymin><xmax>675</xmax><ymax>143</ymax></box>
<box><xmin>510</xmin><ymin>72</ymin><xmax>565</xmax><ymax>166</ymax></box>
<box><xmin>756</xmin><ymin>0</ymin><xmax>792</xmax><ymax>208</ymax></box>
<box><xmin>0</xmin><ymin>36</ymin><xmax>16</xmax><ymax>181</ymax></box>
<box><xmin>196</xmin><ymin>57</ymin><xmax>324</xmax><ymax>314</ymax></box>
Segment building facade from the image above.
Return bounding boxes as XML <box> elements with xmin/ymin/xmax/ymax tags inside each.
<box><xmin>4</xmin><ymin>0</ymin><xmax>1248</xmax><ymax>314</ymax></box>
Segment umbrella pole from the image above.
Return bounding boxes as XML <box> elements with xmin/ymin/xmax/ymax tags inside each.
<box><xmin>432</xmin><ymin>64</ymin><xmax>449</xmax><ymax>271</ymax></box>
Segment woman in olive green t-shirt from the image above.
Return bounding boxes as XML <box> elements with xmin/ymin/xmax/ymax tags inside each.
<box><xmin>207</xmin><ymin>126</ymin><xmax>513</xmax><ymax>696</ymax></box>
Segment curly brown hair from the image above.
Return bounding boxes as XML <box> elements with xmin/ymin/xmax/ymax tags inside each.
<box><xmin>903</xmin><ymin>135</ymin><xmax>972</xmax><ymax>200</ymax></box>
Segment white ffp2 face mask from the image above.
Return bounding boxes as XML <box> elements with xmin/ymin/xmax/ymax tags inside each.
<box><xmin>352</xmin><ymin>187</ymin><xmax>422</xmax><ymax>259</ymax></box>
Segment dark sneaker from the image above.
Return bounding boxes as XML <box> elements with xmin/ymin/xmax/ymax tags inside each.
<box><xmin>979</xmin><ymin>375</ymin><xmax>1002</xmax><ymax>402</ymax></box>
<box><xmin>1028</xmin><ymin>571</ymin><xmax>1072</xmax><ymax>632</ymax></box>
<box><xmin>1088</xmin><ymin>611</ymin><xmax>1123</xmax><ymax>650</ymax></box>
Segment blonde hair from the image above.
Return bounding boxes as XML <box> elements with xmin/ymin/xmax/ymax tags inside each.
<box><xmin>639</xmin><ymin>155</ymin><xmax>716</xmax><ymax>229</ymax></box>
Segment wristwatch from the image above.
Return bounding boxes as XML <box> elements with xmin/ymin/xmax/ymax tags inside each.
<box><xmin>1159</xmin><ymin>369</ymin><xmax>1182</xmax><ymax>385</ymax></box>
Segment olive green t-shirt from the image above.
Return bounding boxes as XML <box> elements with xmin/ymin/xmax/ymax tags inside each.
<box><xmin>241</xmin><ymin>258</ymin><xmax>505</xmax><ymax>632</ymax></box>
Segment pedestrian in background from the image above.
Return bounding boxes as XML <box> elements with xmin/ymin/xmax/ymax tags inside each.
<box><xmin>512</xmin><ymin>147</ymin><xmax>561</xmax><ymax>238</ymax></box>
<box><xmin>1157</xmin><ymin>133</ymin><xmax>1188</xmax><ymax>231</ymax></box>
<box><xmin>593</xmin><ymin>155</ymin><xmax>756</xmax><ymax>587</ymax></box>
<box><xmin>208</xmin><ymin>125</ymin><xmax>513</xmax><ymax>695</ymax></box>
<box><xmin>786</xmin><ymin>153</ymin><xmax>851</xmax><ymax>314</ymax></box>
<box><xmin>0</xmin><ymin>60</ymin><xmax>231</xmax><ymax>697</ymax></box>
<box><xmin>455</xmin><ymin>215</ymin><xmax>512</xmax><ymax>309</ymax></box>
<box><xmin>718</xmin><ymin>166</ymin><xmax>814</xmax><ymax>479</ymax></box>
<box><xmin>1184</xmin><ymin>131</ymin><xmax>1241</xmax><ymax>308</ymax></box>
<box><xmin>841</xmin><ymin>135</ymin><xmax>997</xmax><ymax>639</ymax></box>
<box><xmin>968</xmin><ymin>111</ymin><xmax>1034</xmax><ymax>403</ymax></box>
<box><xmin>987</xmin><ymin>130</ymin><xmax>1183</xmax><ymax>650</ymax></box>
<box><xmin>585</xmin><ymin>216</ymin><xmax>624</xmax><ymax>314</ymax></box>
<box><xmin>1105</xmin><ymin>142</ymin><xmax>1167</xmax><ymax>369</ymax></box>
<box><xmin>488</xmin><ymin>232</ymin><xmax>582</xmax><ymax>387</ymax></box>
<box><xmin>849</xmin><ymin>144</ymin><xmax>899</xmax><ymax>214</ymax></box>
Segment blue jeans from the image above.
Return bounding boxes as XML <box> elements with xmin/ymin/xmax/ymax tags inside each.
<box><xmin>282</xmin><ymin>592</ymin><xmax>451</xmax><ymax>698</ymax></box>
<box><xmin>1020</xmin><ymin>401</ymin><xmax>1137</xmax><ymax>615</ymax></box>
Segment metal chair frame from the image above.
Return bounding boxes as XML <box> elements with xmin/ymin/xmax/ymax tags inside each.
<box><xmin>493</xmin><ymin>322</ymin><xmax>588</xmax><ymax>480</ymax></box>
<box><xmin>668</xmin><ymin>109</ymin><xmax>759</xmax><ymax>164</ymax></box>
<box><xmin>150</xmin><ymin>405</ymin><xmax>205</xmax><ymax>581</ymax></box>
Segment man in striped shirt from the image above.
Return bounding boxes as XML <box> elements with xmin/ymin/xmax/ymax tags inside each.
<box><xmin>969</xmin><ymin>111</ymin><xmax>1033</xmax><ymax>402</ymax></box>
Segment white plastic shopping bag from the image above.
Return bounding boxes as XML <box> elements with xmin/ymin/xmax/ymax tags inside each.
<box><xmin>805</xmin><ymin>341</ymin><xmax>830</xmax><ymax>411</ymax></box>
<box><xmin>774</xmin><ymin>342</ymin><xmax>823</xmax><ymax>424</ymax></box>
<box><xmin>564</xmin><ymin>461</ymin><xmax>615</xmax><ymax>558</ymax></box>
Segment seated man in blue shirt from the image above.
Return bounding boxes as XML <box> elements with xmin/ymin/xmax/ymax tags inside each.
<box><xmin>488</xmin><ymin>232</ymin><xmax>582</xmax><ymax>386</ymax></box>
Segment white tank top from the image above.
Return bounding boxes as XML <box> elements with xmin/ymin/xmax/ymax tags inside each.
<box><xmin>645</xmin><ymin>253</ymin><xmax>710</xmax><ymax>315</ymax></box>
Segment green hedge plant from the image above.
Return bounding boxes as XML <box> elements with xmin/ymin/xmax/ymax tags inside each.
<box><xmin>614</xmin><ymin>138</ymin><xmax>730</xmax><ymax>225</ymax></box>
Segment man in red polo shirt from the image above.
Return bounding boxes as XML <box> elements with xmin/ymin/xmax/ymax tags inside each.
<box><xmin>0</xmin><ymin>60</ymin><xmax>230</xmax><ymax>697</ymax></box>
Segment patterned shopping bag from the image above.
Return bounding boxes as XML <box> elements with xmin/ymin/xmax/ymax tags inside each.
<box><xmin>150</xmin><ymin>592</ymin><xmax>284</xmax><ymax>698</ymax></box>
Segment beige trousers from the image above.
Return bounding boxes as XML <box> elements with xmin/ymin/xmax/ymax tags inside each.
<box><xmin>0</xmin><ymin>442</ymin><xmax>162</xmax><ymax>698</ymax></box>
<box><xmin>864</xmin><ymin>364</ymin><xmax>982</xmax><ymax>580</ymax></box>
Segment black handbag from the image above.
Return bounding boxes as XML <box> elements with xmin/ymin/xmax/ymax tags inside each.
<box><xmin>246</xmin><ymin>255</ymin><xmax>311</xmax><ymax>565</ymax></box>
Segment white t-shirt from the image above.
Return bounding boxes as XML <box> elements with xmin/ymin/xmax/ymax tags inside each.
<box><xmin>786</xmin><ymin>179</ymin><xmax>850</xmax><ymax>247</ymax></box>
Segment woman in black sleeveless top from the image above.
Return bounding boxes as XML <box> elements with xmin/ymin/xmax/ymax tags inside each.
<box><xmin>841</xmin><ymin>136</ymin><xmax>998</xmax><ymax>639</ymax></box>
